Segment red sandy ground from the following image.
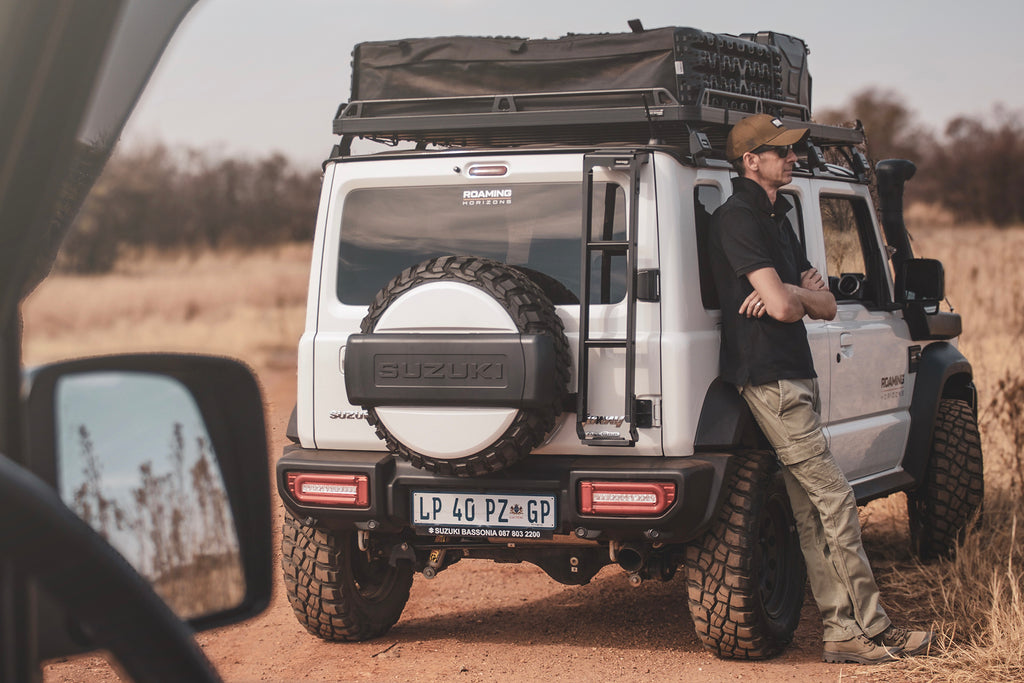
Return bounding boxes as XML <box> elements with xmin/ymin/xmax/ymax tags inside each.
<box><xmin>42</xmin><ymin>364</ymin><xmax>912</xmax><ymax>683</ymax></box>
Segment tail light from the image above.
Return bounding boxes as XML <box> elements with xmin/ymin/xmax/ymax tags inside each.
<box><xmin>578</xmin><ymin>481</ymin><xmax>675</xmax><ymax>516</ymax></box>
<box><xmin>287</xmin><ymin>472</ymin><xmax>370</xmax><ymax>507</ymax></box>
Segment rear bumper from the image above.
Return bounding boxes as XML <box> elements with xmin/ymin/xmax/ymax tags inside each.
<box><xmin>277</xmin><ymin>445</ymin><xmax>732</xmax><ymax>543</ymax></box>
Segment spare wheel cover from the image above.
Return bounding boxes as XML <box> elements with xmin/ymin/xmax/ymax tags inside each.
<box><xmin>373</xmin><ymin>281</ymin><xmax>519</xmax><ymax>460</ymax></box>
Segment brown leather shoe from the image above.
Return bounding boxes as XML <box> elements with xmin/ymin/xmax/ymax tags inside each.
<box><xmin>873</xmin><ymin>624</ymin><xmax>934</xmax><ymax>656</ymax></box>
<box><xmin>823</xmin><ymin>634</ymin><xmax>900</xmax><ymax>664</ymax></box>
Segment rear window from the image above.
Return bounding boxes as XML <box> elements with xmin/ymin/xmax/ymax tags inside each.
<box><xmin>337</xmin><ymin>183</ymin><xmax>626</xmax><ymax>306</ymax></box>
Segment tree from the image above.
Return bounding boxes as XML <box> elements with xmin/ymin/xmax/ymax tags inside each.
<box><xmin>817</xmin><ymin>88</ymin><xmax>932</xmax><ymax>165</ymax></box>
<box><xmin>928</xmin><ymin>107</ymin><xmax>1024</xmax><ymax>225</ymax></box>
<box><xmin>819</xmin><ymin>90</ymin><xmax>1024</xmax><ymax>225</ymax></box>
<box><xmin>57</xmin><ymin>145</ymin><xmax>321</xmax><ymax>273</ymax></box>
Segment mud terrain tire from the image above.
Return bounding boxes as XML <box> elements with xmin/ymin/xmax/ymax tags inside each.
<box><xmin>360</xmin><ymin>255</ymin><xmax>571</xmax><ymax>476</ymax></box>
<box><xmin>908</xmin><ymin>398</ymin><xmax>984</xmax><ymax>561</ymax></box>
<box><xmin>510</xmin><ymin>265</ymin><xmax>579</xmax><ymax>305</ymax></box>
<box><xmin>684</xmin><ymin>452</ymin><xmax>806</xmax><ymax>660</ymax></box>
<box><xmin>282</xmin><ymin>512</ymin><xmax>413</xmax><ymax>641</ymax></box>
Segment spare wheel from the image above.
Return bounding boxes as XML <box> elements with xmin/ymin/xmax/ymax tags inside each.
<box><xmin>344</xmin><ymin>255</ymin><xmax>571</xmax><ymax>476</ymax></box>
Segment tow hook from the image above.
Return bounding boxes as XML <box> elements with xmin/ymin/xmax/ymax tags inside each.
<box><xmin>627</xmin><ymin>572</ymin><xmax>643</xmax><ymax>588</ymax></box>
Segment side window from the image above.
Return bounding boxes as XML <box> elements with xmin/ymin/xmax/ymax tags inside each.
<box><xmin>820</xmin><ymin>195</ymin><xmax>888</xmax><ymax>305</ymax></box>
<box><xmin>780</xmin><ymin>191</ymin><xmax>805</xmax><ymax>254</ymax></box>
<box><xmin>694</xmin><ymin>184</ymin><xmax>723</xmax><ymax>309</ymax></box>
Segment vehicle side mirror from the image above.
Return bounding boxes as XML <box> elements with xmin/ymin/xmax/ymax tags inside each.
<box><xmin>21</xmin><ymin>354</ymin><xmax>271</xmax><ymax>659</ymax></box>
<box><xmin>896</xmin><ymin>259</ymin><xmax>962</xmax><ymax>340</ymax></box>
<box><xmin>897</xmin><ymin>258</ymin><xmax>945</xmax><ymax>306</ymax></box>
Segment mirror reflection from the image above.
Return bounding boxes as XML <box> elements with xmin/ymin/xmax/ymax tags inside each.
<box><xmin>55</xmin><ymin>371</ymin><xmax>244</xmax><ymax>619</ymax></box>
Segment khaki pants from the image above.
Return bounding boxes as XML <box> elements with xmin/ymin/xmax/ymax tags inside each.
<box><xmin>738</xmin><ymin>378</ymin><xmax>891</xmax><ymax>642</ymax></box>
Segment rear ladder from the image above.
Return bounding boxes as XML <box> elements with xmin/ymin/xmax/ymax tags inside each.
<box><xmin>576</xmin><ymin>151</ymin><xmax>648</xmax><ymax>446</ymax></box>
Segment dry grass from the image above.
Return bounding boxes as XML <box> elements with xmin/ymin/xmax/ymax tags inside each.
<box><xmin>861</xmin><ymin>223</ymin><xmax>1024</xmax><ymax>682</ymax></box>
<box><xmin>870</xmin><ymin>490</ymin><xmax>1024</xmax><ymax>682</ymax></box>
<box><xmin>22</xmin><ymin>243</ymin><xmax>311</xmax><ymax>369</ymax></box>
<box><xmin>21</xmin><ymin>226</ymin><xmax>1024</xmax><ymax>680</ymax></box>
<box><xmin>911</xmin><ymin>223</ymin><xmax>1024</xmax><ymax>489</ymax></box>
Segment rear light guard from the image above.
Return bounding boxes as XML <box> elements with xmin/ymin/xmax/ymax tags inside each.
<box><xmin>578</xmin><ymin>480</ymin><xmax>676</xmax><ymax>516</ymax></box>
<box><xmin>287</xmin><ymin>472</ymin><xmax>370</xmax><ymax>508</ymax></box>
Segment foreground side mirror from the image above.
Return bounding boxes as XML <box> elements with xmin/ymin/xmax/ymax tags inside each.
<box><xmin>897</xmin><ymin>257</ymin><xmax>945</xmax><ymax>306</ymax></box>
<box><xmin>20</xmin><ymin>354</ymin><xmax>271</xmax><ymax>662</ymax></box>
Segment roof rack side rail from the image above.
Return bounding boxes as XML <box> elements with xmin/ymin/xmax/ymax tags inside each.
<box><xmin>698</xmin><ymin>88</ymin><xmax>811</xmax><ymax>121</ymax></box>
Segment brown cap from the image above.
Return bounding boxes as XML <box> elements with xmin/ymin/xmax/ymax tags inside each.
<box><xmin>726</xmin><ymin>114</ymin><xmax>810</xmax><ymax>161</ymax></box>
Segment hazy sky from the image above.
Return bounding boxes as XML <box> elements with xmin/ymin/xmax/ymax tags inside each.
<box><xmin>56</xmin><ymin>372</ymin><xmax>211</xmax><ymax>503</ymax></box>
<box><xmin>121</xmin><ymin>0</ymin><xmax>1024</xmax><ymax>167</ymax></box>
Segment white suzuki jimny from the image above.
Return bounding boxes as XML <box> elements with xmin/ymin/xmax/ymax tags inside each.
<box><xmin>277</xmin><ymin>23</ymin><xmax>982</xmax><ymax>659</ymax></box>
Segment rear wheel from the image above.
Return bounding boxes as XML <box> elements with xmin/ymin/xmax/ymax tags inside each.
<box><xmin>281</xmin><ymin>512</ymin><xmax>412</xmax><ymax>641</ymax></box>
<box><xmin>685</xmin><ymin>452</ymin><xmax>806</xmax><ymax>660</ymax></box>
<box><xmin>908</xmin><ymin>398</ymin><xmax>984</xmax><ymax>561</ymax></box>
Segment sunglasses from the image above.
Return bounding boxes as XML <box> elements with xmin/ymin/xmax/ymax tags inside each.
<box><xmin>751</xmin><ymin>144</ymin><xmax>793</xmax><ymax>158</ymax></box>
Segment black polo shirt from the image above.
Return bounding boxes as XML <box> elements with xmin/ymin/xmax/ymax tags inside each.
<box><xmin>709</xmin><ymin>176</ymin><xmax>816</xmax><ymax>386</ymax></box>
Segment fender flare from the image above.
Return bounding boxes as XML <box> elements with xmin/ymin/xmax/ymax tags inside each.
<box><xmin>902</xmin><ymin>342</ymin><xmax>975</xmax><ymax>486</ymax></box>
<box><xmin>693</xmin><ymin>377</ymin><xmax>764</xmax><ymax>450</ymax></box>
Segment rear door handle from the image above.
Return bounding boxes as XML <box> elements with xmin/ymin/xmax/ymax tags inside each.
<box><xmin>837</xmin><ymin>332</ymin><xmax>854</xmax><ymax>363</ymax></box>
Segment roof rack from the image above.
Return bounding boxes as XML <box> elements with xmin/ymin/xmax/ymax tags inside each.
<box><xmin>333</xmin><ymin>87</ymin><xmax>864</xmax><ymax>155</ymax></box>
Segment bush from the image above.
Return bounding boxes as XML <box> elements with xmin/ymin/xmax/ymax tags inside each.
<box><xmin>57</xmin><ymin>145</ymin><xmax>321</xmax><ymax>273</ymax></box>
<box><xmin>819</xmin><ymin>90</ymin><xmax>1024</xmax><ymax>226</ymax></box>
<box><xmin>927</xmin><ymin>108</ymin><xmax>1024</xmax><ymax>226</ymax></box>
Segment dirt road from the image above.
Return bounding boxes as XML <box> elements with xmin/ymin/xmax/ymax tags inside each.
<box><xmin>42</xmin><ymin>363</ymin><xmax>904</xmax><ymax>683</ymax></box>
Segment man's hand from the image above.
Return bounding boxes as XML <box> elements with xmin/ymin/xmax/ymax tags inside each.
<box><xmin>745</xmin><ymin>266</ymin><xmax>838</xmax><ymax>323</ymax></box>
<box><xmin>801</xmin><ymin>267</ymin><xmax>826</xmax><ymax>292</ymax></box>
<box><xmin>784</xmin><ymin>283</ymin><xmax>837</xmax><ymax>321</ymax></box>
<box><xmin>744</xmin><ymin>267</ymin><xmax>804</xmax><ymax>322</ymax></box>
<box><xmin>739</xmin><ymin>290</ymin><xmax>767</xmax><ymax>318</ymax></box>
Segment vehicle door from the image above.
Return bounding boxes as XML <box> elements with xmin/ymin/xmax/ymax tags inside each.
<box><xmin>778</xmin><ymin>178</ymin><xmax>833</xmax><ymax>423</ymax></box>
<box><xmin>690</xmin><ymin>175</ymin><xmax>831</xmax><ymax>444</ymax></box>
<box><xmin>310</xmin><ymin>153</ymin><xmax>662</xmax><ymax>456</ymax></box>
<box><xmin>809</xmin><ymin>182</ymin><xmax>914</xmax><ymax>482</ymax></box>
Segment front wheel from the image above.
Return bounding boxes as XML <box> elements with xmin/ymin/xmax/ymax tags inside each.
<box><xmin>908</xmin><ymin>398</ymin><xmax>984</xmax><ymax>561</ymax></box>
<box><xmin>281</xmin><ymin>512</ymin><xmax>413</xmax><ymax>641</ymax></box>
<box><xmin>684</xmin><ymin>452</ymin><xmax>806</xmax><ymax>659</ymax></box>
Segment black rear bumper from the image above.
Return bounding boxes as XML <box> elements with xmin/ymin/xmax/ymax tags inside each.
<box><xmin>277</xmin><ymin>445</ymin><xmax>732</xmax><ymax>543</ymax></box>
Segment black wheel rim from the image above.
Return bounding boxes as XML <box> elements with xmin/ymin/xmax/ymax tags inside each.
<box><xmin>350</xmin><ymin>539</ymin><xmax>400</xmax><ymax>603</ymax></box>
<box><xmin>756</xmin><ymin>491</ymin><xmax>798</xmax><ymax>619</ymax></box>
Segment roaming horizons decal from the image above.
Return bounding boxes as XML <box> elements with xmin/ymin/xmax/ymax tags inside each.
<box><xmin>462</xmin><ymin>188</ymin><xmax>512</xmax><ymax>207</ymax></box>
<box><xmin>880</xmin><ymin>373</ymin><xmax>905</xmax><ymax>400</ymax></box>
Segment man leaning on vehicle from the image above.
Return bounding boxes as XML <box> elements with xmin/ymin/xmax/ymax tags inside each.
<box><xmin>708</xmin><ymin>113</ymin><xmax>933</xmax><ymax>664</ymax></box>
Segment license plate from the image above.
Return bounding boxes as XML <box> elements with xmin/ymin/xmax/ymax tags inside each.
<box><xmin>411</xmin><ymin>491</ymin><xmax>557</xmax><ymax>537</ymax></box>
